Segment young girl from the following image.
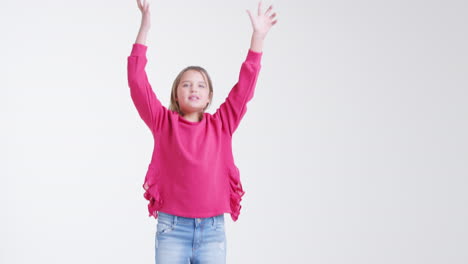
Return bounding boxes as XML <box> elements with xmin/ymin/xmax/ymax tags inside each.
<box><xmin>127</xmin><ymin>0</ymin><xmax>277</xmax><ymax>263</ymax></box>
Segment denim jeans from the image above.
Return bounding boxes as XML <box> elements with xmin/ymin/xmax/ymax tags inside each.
<box><xmin>155</xmin><ymin>211</ymin><xmax>226</xmax><ymax>264</ymax></box>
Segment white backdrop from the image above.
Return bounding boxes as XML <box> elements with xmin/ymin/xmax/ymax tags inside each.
<box><xmin>2</xmin><ymin>0</ymin><xmax>467</xmax><ymax>263</ymax></box>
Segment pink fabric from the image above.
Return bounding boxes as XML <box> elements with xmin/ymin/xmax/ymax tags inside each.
<box><xmin>127</xmin><ymin>43</ymin><xmax>262</xmax><ymax>222</ymax></box>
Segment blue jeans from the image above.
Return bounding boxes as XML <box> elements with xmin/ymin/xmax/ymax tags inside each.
<box><xmin>155</xmin><ymin>211</ymin><xmax>226</xmax><ymax>264</ymax></box>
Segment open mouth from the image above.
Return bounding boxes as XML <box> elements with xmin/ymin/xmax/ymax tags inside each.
<box><xmin>189</xmin><ymin>96</ymin><xmax>199</xmax><ymax>101</ymax></box>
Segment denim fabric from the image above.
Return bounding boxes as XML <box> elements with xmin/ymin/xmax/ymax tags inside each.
<box><xmin>155</xmin><ymin>211</ymin><xmax>226</xmax><ymax>264</ymax></box>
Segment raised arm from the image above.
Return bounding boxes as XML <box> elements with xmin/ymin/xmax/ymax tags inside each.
<box><xmin>246</xmin><ymin>1</ymin><xmax>278</xmax><ymax>52</ymax></box>
<box><xmin>214</xmin><ymin>1</ymin><xmax>278</xmax><ymax>135</ymax></box>
<box><xmin>127</xmin><ymin>0</ymin><xmax>166</xmax><ymax>133</ymax></box>
<box><xmin>135</xmin><ymin>0</ymin><xmax>151</xmax><ymax>45</ymax></box>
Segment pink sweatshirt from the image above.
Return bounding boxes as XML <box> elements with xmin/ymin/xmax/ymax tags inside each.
<box><xmin>127</xmin><ymin>43</ymin><xmax>262</xmax><ymax>222</ymax></box>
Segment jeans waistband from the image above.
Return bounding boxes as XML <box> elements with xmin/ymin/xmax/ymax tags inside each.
<box><xmin>157</xmin><ymin>211</ymin><xmax>225</xmax><ymax>226</ymax></box>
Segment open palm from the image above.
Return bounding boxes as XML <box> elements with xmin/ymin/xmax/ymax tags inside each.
<box><xmin>246</xmin><ymin>1</ymin><xmax>278</xmax><ymax>38</ymax></box>
<box><xmin>137</xmin><ymin>0</ymin><xmax>151</xmax><ymax>29</ymax></box>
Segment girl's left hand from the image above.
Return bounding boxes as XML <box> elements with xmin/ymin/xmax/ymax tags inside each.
<box><xmin>246</xmin><ymin>1</ymin><xmax>278</xmax><ymax>39</ymax></box>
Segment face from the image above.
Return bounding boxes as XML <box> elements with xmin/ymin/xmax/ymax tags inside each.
<box><xmin>176</xmin><ymin>70</ymin><xmax>211</xmax><ymax>114</ymax></box>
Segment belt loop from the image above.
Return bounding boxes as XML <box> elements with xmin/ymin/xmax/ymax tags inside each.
<box><xmin>173</xmin><ymin>215</ymin><xmax>178</xmax><ymax>227</ymax></box>
<box><xmin>212</xmin><ymin>215</ymin><xmax>217</xmax><ymax>227</ymax></box>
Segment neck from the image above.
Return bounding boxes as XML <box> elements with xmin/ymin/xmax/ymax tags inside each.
<box><xmin>182</xmin><ymin>112</ymin><xmax>202</xmax><ymax>122</ymax></box>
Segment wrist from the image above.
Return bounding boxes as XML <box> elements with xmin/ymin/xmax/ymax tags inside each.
<box><xmin>140</xmin><ymin>18</ymin><xmax>150</xmax><ymax>30</ymax></box>
<box><xmin>139</xmin><ymin>24</ymin><xmax>150</xmax><ymax>32</ymax></box>
<box><xmin>252</xmin><ymin>31</ymin><xmax>266</xmax><ymax>40</ymax></box>
<box><xmin>249</xmin><ymin>34</ymin><xmax>264</xmax><ymax>53</ymax></box>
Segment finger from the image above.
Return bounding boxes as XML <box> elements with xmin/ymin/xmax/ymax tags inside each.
<box><xmin>137</xmin><ymin>0</ymin><xmax>142</xmax><ymax>9</ymax></box>
<box><xmin>265</xmin><ymin>5</ymin><xmax>273</xmax><ymax>16</ymax></box>
<box><xmin>246</xmin><ymin>9</ymin><xmax>253</xmax><ymax>23</ymax></box>
<box><xmin>269</xmin><ymin>12</ymin><xmax>276</xmax><ymax>19</ymax></box>
<box><xmin>257</xmin><ymin>1</ymin><xmax>262</xmax><ymax>16</ymax></box>
<box><xmin>272</xmin><ymin>19</ymin><xmax>278</xmax><ymax>26</ymax></box>
<box><xmin>145</xmin><ymin>0</ymin><xmax>150</xmax><ymax>11</ymax></box>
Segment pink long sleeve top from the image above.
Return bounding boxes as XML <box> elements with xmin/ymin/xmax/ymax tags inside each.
<box><xmin>127</xmin><ymin>43</ymin><xmax>262</xmax><ymax>222</ymax></box>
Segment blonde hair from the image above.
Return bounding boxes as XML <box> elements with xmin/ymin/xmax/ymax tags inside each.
<box><xmin>169</xmin><ymin>66</ymin><xmax>214</xmax><ymax>117</ymax></box>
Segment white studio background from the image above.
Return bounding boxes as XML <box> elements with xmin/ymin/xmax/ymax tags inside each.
<box><xmin>1</xmin><ymin>0</ymin><xmax>467</xmax><ymax>263</ymax></box>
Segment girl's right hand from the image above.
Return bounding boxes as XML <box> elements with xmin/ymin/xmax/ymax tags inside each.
<box><xmin>137</xmin><ymin>0</ymin><xmax>151</xmax><ymax>30</ymax></box>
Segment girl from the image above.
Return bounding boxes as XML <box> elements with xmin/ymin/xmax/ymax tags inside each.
<box><xmin>127</xmin><ymin>0</ymin><xmax>277</xmax><ymax>263</ymax></box>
